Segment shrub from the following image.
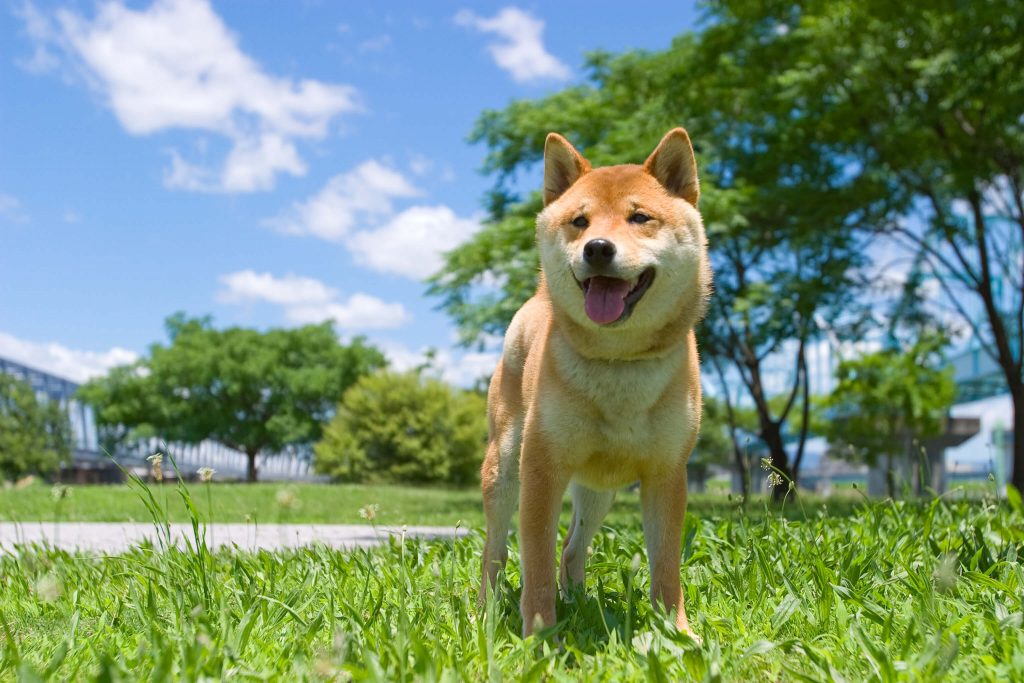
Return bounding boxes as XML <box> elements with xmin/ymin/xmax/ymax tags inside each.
<box><xmin>0</xmin><ymin>373</ymin><xmax>71</xmax><ymax>480</ymax></box>
<box><xmin>315</xmin><ymin>371</ymin><xmax>487</xmax><ymax>485</ymax></box>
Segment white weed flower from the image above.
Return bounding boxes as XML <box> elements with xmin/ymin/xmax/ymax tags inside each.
<box><xmin>197</xmin><ymin>467</ymin><xmax>215</xmax><ymax>483</ymax></box>
<box><xmin>358</xmin><ymin>504</ymin><xmax>379</xmax><ymax>522</ymax></box>
<box><xmin>147</xmin><ymin>453</ymin><xmax>164</xmax><ymax>482</ymax></box>
<box><xmin>276</xmin><ymin>488</ymin><xmax>297</xmax><ymax>510</ymax></box>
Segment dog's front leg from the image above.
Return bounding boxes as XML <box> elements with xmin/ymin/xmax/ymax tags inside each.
<box><xmin>640</xmin><ymin>460</ymin><xmax>697</xmax><ymax>638</ymax></box>
<box><xmin>518</xmin><ymin>432</ymin><xmax>568</xmax><ymax>637</ymax></box>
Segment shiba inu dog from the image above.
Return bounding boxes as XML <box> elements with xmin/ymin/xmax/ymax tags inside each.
<box><xmin>479</xmin><ymin>128</ymin><xmax>712</xmax><ymax>638</ymax></box>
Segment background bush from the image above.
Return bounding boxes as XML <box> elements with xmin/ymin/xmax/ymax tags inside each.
<box><xmin>0</xmin><ymin>373</ymin><xmax>71</xmax><ymax>480</ymax></box>
<box><xmin>314</xmin><ymin>370</ymin><xmax>487</xmax><ymax>485</ymax></box>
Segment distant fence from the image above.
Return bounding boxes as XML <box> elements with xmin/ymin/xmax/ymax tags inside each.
<box><xmin>1</xmin><ymin>356</ymin><xmax>324</xmax><ymax>483</ymax></box>
<box><xmin>114</xmin><ymin>438</ymin><xmax>322</xmax><ymax>482</ymax></box>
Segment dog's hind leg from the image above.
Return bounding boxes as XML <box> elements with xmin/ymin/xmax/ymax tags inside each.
<box><xmin>479</xmin><ymin>423</ymin><xmax>520</xmax><ymax>605</ymax></box>
<box><xmin>559</xmin><ymin>483</ymin><xmax>615</xmax><ymax>595</ymax></box>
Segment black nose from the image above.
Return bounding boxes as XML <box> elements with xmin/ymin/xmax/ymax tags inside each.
<box><xmin>583</xmin><ymin>239</ymin><xmax>616</xmax><ymax>267</ymax></box>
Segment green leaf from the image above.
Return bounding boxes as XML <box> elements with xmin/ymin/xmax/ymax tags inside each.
<box><xmin>1006</xmin><ymin>485</ymin><xmax>1023</xmax><ymax>516</ymax></box>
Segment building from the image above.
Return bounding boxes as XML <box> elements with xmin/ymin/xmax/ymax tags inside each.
<box><xmin>0</xmin><ymin>356</ymin><xmax>319</xmax><ymax>482</ymax></box>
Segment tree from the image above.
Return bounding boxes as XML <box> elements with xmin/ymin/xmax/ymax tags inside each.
<box><xmin>314</xmin><ymin>370</ymin><xmax>487</xmax><ymax>485</ymax></box>
<box><xmin>0</xmin><ymin>373</ymin><xmax>71</xmax><ymax>480</ymax></box>
<box><xmin>825</xmin><ymin>333</ymin><xmax>956</xmax><ymax>498</ymax></box>
<box><xmin>700</xmin><ymin>0</ymin><xmax>1024</xmax><ymax>489</ymax></box>
<box><xmin>430</xmin><ymin>34</ymin><xmax>887</xmax><ymax>499</ymax></box>
<box><xmin>688</xmin><ymin>394</ymin><xmax>735</xmax><ymax>492</ymax></box>
<box><xmin>79</xmin><ymin>314</ymin><xmax>385</xmax><ymax>482</ymax></box>
<box><xmin>78</xmin><ymin>363</ymin><xmax>162</xmax><ymax>458</ymax></box>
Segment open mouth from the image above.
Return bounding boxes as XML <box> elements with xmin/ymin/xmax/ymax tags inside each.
<box><xmin>577</xmin><ymin>267</ymin><xmax>656</xmax><ymax>325</ymax></box>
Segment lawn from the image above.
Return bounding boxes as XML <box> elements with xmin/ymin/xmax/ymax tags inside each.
<box><xmin>0</xmin><ymin>479</ymin><xmax>867</xmax><ymax>527</ymax></box>
<box><xmin>0</xmin><ymin>480</ymin><xmax>485</xmax><ymax>527</ymax></box>
<box><xmin>1</xmin><ymin>477</ymin><xmax>1022</xmax><ymax>680</ymax></box>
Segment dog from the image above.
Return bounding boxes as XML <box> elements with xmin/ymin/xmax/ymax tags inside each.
<box><xmin>479</xmin><ymin>128</ymin><xmax>712</xmax><ymax>638</ymax></box>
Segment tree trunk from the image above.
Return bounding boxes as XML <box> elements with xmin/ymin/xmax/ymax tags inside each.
<box><xmin>1012</xmin><ymin>388</ymin><xmax>1024</xmax><ymax>494</ymax></box>
<box><xmin>735</xmin><ymin>445</ymin><xmax>751</xmax><ymax>499</ymax></box>
<box><xmin>792</xmin><ymin>348</ymin><xmax>811</xmax><ymax>480</ymax></box>
<box><xmin>762</xmin><ymin>423</ymin><xmax>793</xmax><ymax>501</ymax></box>
<box><xmin>246</xmin><ymin>451</ymin><xmax>259</xmax><ymax>483</ymax></box>
<box><xmin>886</xmin><ymin>451</ymin><xmax>895</xmax><ymax>500</ymax></box>
<box><xmin>710</xmin><ymin>356</ymin><xmax>751</xmax><ymax>499</ymax></box>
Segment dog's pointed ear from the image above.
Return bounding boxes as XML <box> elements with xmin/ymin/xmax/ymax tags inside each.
<box><xmin>543</xmin><ymin>133</ymin><xmax>590</xmax><ymax>206</ymax></box>
<box><xmin>644</xmin><ymin>128</ymin><xmax>699</xmax><ymax>206</ymax></box>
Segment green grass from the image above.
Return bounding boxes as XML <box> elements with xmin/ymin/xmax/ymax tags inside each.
<box><xmin>0</xmin><ymin>479</ymin><xmax>868</xmax><ymax>527</ymax></box>
<box><xmin>0</xmin><ymin>481</ymin><xmax>484</xmax><ymax>527</ymax></box>
<box><xmin>1</xmin><ymin>476</ymin><xmax>1023</xmax><ymax>680</ymax></box>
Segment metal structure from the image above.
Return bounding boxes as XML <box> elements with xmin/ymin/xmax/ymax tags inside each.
<box><xmin>0</xmin><ymin>356</ymin><xmax>117</xmax><ymax>478</ymax></box>
<box><xmin>0</xmin><ymin>356</ymin><xmax>320</xmax><ymax>482</ymax></box>
<box><xmin>948</xmin><ymin>342</ymin><xmax>1018</xmax><ymax>403</ymax></box>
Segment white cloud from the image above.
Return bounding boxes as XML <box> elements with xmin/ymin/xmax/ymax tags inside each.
<box><xmin>357</xmin><ymin>34</ymin><xmax>392</xmax><ymax>53</ymax></box>
<box><xmin>440</xmin><ymin>349</ymin><xmax>500</xmax><ymax>387</ymax></box>
<box><xmin>375</xmin><ymin>339</ymin><xmax>429</xmax><ymax>373</ymax></box>
<box><xmin>408</xmin><ymin>154</ymin><xmax>433</xmax><ymax>176</ymax></box>
<box><xmin>0</xmin><ymin>194</ymin><xmax>28</xmax><ymax>223</ymax></box>
<box><xmin>271</xmin><ymin>160</ymin><xmax>480</xmax><ymax>279</ymax></box>
<box><xmin>455</xmin><ymin>7</ymin><xmax>570</xmax><ymax>83</ymax></box>
<box><xmin>219</xmin><ymin>133</ymin><xmax>307</xmax><ymax>193</ymax></box>
<box><xmin>347</xmin><ymin>205</ymin><xmax>481</xmax><ymax>279</ymax></box>
<box><xmin>217</xmin><ymin>270</ymin><xmax>410</xmax><ymax>330</ymax></box>
<box><xmin>217</xmin><ymin>271</ymin><xmax>337</xmax><ymax>306</ymax></box>
<box><xmin>285</xmin><ymin>294</ymin><xmax>410</xmax><ymax>330</ymax></box>
<box><xmin>20</xmin><ymin>0</ymin><xmax>359</xmax><ymax>193</ymax></box>
<box><xmin>375</xmin><ymin>339</ymin><xmax>499</xmax><ymax>388</ymax></box>
<box><xmin>13</xmin><ymin>2</ymin><xmax>62</xmax><ymax>74</ymax></box>
<box><xmin>0</xmin><ymin>331</ymin><xmax>137</xmax><ymax>383</ymax></box>
<box><xmin>267</xmin><ymin>159</ymin><xmax>420</xmax><ymax>241</ymax></box>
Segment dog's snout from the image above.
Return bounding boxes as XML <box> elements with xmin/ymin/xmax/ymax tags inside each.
<box><xmin>583</xmin><ymin>239</ymin><xmax>616</xmax><ymax>267</ymax></box>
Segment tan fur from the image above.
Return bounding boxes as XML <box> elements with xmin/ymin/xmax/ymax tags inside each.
<box><xmin>479</xmin><ymin>128</ymin><xmax>712</xmax><ymax>638</ymax></box>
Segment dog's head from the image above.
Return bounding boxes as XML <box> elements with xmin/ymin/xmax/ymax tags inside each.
<box><xmin>537</xmin><ymin>128</ymin><xmax>711</xmax><ymax>351</ymax></box>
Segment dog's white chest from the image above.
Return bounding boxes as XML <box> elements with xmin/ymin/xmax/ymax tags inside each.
<box><xmin>538</xmin><ymin>339</ymin><xmax>694</xmax><ymax>476</ymax></box>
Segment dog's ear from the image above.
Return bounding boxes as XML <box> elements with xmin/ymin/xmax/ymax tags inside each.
<box><xmin>543</xmin><ymin>133</ymin><xmax>590</xmax><ymax>206</ymax></box>
<box><xmin>644</xmin><ymin>128</ymin><xmax>699</xmax><ymax>206</ymax></box>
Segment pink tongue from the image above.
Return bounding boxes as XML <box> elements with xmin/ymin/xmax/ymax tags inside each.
<box><xmin>584</xmin><ymin>277</ymin><xmax>631</xmax><ymax>324</ymax></box>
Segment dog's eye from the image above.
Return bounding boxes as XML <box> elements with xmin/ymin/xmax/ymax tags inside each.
<box><xmin>572</xmin><ymin>216</ymin><xmax>589</xmax><ymax>228</ymax></box>
<box><xmin>629</xmin><ymin>212</ymin><xmax>651</xmax><ymax>224</ymax></box>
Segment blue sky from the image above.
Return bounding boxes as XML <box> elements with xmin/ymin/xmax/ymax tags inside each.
<box><xmin>0</xmin><ymin>0</ymin><xmax>700</xmax><ymax>384</ymax></box>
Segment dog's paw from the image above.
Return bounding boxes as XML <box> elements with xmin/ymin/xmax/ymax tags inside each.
<box><xmin>677</xmin><ymin>626</ymin><xmax>703</xmax><ymax>647</ymax></box>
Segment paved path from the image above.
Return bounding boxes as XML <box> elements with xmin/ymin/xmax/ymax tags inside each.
<box><xmin>0</xmin><ymin>522</ymin><xmax>468</xmax><ymax>554</ymax></box>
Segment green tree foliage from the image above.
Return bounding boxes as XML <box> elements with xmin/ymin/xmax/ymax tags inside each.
<box><xmin>0</xmin><ymin>373</ymin><xmax>71</xmax><ymax>480</ymax></box>
<box><xmin>314</xmin><ymin>371</ymin><xmax>487</xmax><ymax>485</ymax></box>
<box><xmin>78</xmin><ymin>314</ymin><xmax>385</xmax><ymax>482</ymax></box>
<box><xmin>700</xmin><ymin>0</ymin><xmax>1024</xmax><ymax>490</ymax></box>
<box><xmin>825</xmin><ymin>334</ymin><xmax>956</xmax><ymax>498</ymax></box>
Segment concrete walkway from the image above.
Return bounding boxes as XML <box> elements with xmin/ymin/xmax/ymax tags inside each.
<box><xmin>0</xmin><ymin>522</ymin><xmax>468</xmax><ymax>554</ymax></box>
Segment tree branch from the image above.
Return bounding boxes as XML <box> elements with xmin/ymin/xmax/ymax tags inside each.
<box><xmin>778</xmin><ymin>334</ymin><xmax>807</xmax><ymax>425</ymax></box>
<box><xmin>793</xmin><ymin>345</ymin><xmax>811</xmax><ymax>479</ymax></box>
